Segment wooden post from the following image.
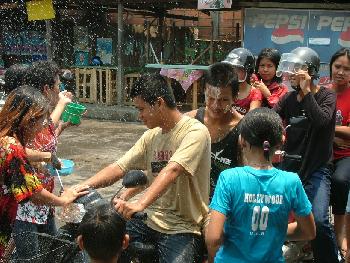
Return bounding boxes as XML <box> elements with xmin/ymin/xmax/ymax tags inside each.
<box><xmin>82</xmin><ymin>69</ymin><xmax>87</xmax><ymax>100</ymax></box>
<box><xmin>210</xmin><ymin>16</ymin><xmax>214</xmax><ymax>64</ymax></box>
<box><xmin>192</xmin><ymin>80</ymin><xmax>198</xmax><ymax>110</ymax></box>
<box><xmin>45</xmin><ymin>20</ymin><xmax>53</xmax><ymax>61</ymax></box>
<box><xmin>107</xmin><ymin>69</ymin><xmax>113</xmax><ymax>105</ymax></box>
<box><xmin>92</xmin><ymin>69</ymin><xmax>97</xmax><ymax>103</ymax></box>
<box><xmin>172</xmin><ymin>21</ymin><xmax>176</xmax><ymax>62</ymax></box>
<box><xmin>99</xmin><ymin>69</ymin><xmax>103</xmax><ymax>102</ymax></box>
<box><xmin>75</xmin><ymin>68</ymin><xmax>80</xmax><ymax>99</ymax></box>
<box><xmin>159</xmin><ymin>14</ymin><xmax>164</xmax><ymax>63</ymax></box>
<box><xmin>117</xmin><ymin>2</ymin><xmax>124</xmax><ymax>105</ymax></box>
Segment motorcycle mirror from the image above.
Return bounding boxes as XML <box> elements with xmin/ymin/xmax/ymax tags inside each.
<box><xmin>74</xmin><ymin>188</ymin><xmax>102</xmax><ymax>207</ymax></box>
<box><xmin>122</xmin><ymin>170</ymin><xmax>148</xmax><ymax>188</ymax></box>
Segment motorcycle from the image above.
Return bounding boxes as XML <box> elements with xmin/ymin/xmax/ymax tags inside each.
<box><xmin>6</xmin><ymin>170</ymin><xmax>148</xmax><ymax>263</ymax></box>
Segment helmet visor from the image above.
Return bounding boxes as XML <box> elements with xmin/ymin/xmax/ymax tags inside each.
<box><xmin>276</xmin><ymin>53</ymin><xmax>307</xmax><ymax>77</ymax></box>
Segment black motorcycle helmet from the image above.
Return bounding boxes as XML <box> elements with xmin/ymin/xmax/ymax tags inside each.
<box><xmin>222</xmin><ymin>48</ymin><xmax>255</xmax><ymax>82</ymax></box>
<box><xmin>290</xmin><ymin>47</ymin><xmax>320</xmax><ymax>79</ymax></box>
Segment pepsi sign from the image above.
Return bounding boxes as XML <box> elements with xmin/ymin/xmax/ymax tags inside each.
<box><xmin>244</xmin><ymin>8</ymin><xmax>350</xmax><ymax>63</ymax></box>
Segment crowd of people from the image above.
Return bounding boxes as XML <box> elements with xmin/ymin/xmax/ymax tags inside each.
<box><xmin>0</xmin><ymin>46</ymin><xmax>349</xmax><ymax>263</ymax></box>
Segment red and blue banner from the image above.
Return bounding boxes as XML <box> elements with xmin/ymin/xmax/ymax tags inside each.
<box><xmin>244</xmin><ymin>8</ymin><xmax>350</xmax><ymax>84</ymax></box>
<box><xmin>244</xmin><ymin>8</ymin><xmax>350</xmax><ymax>63</ymax></box>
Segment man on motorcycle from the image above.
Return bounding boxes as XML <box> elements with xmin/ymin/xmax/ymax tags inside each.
<box><xmin>83</xmin><ymin>73</ymin><xmax>211</xmax><ymax>263</ymax></box>
<box><xmin>274</xmin><ymin>47</ymin><xmax>339</xmax><ymax>262</ymax></box>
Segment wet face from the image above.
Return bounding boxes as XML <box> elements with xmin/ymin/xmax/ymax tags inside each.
<box><xmin>331</xmin><ymin>55</ymin><xmax>350</xmax><ymax>87</ymax></box>
<box><xmin>133</xmin><ymin>96</ymin><xmax>160</xmax><ymax>129</ymax></box>
<box><xmin>258</xmin><ymin>58</ymin><xmax>276</xmax><ymax>83</ymax></box>
<box><xmin>205</xmin><ymin>84</ymin><xmax>233</xmax><ymax>119</ymax></box>
<box><xmin>45</xmin><ymin>75</ymin><xmax>60</xmax><ymax>107</ymax></box>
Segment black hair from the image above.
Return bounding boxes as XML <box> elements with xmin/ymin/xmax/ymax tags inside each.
<box><xmin>130</xmin><ymin>73</ymin><xmax>177</xmax><ymax>108</ymax></box>
<box><xmin>78</xmin><ymin>202</ymin><xmax>126</xmax><ymax>261</ymax></box>
<box><xmin>205</xmin><ymin>62</ymin><xmax>239</xmax><ymax>98</ymax></box>
<box><xmin>329</xmin><ymin>48</ymin><xmax>350</xmax><ymax>78</ymax></box>
<box><xmin>240</xmin><ymin>107</ymin><xmax>283</xmax><ymax>161</ymax></box>
<box><xmin>3</xmin><ymin>64</ymin><xmax>28</xmax><ymax>95</ymax></box>
<box><xmin>24</xmin><ymin>61</ymin><xmax>60</xmax><ymax>92</ymax></box>
<box><xmin>255</xmin><ymin>48</ymin><xmax>282</xmax><ymax>83</ymax></box>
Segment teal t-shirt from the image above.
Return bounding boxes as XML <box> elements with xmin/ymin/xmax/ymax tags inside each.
<box><xmin>210</xmin><ymin>166</ymin><xmax>312</xmax><ymax>263</ymax></box>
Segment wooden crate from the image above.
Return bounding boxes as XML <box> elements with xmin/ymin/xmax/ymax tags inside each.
<box><xmin>96</xmin><ymin>68</ymin><xmax>117</xmax><ymax>105</ymax></box>
<box><xmin>75</xmin><ymin>67</ymin><xmax>117</xmax><ymax>105</ymax></box>
<box><xmin>75</xmin><ymin>68</ymin><xmax>97</xmax><ymax>103</ymax></box>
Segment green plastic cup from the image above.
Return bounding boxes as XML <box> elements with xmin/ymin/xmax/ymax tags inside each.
<box><xmin>61</xmin><ymin>103</ymin><xmax>86</xmax><ymax>124</ymax></box>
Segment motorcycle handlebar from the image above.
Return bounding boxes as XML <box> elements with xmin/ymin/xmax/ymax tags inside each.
<box><xmin>283</xmin><ymin>154</ymin><xmax>302</xmax><ymax>161</ymax></box>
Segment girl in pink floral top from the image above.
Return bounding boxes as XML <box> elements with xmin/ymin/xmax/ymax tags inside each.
<box><xmin>0</xmin><ymin>86</ymin><xmax>87</xmax><ymax>260</ymax></box>
<box><xmin>12</xmin><ymin>61</ymin><xmax>80</xmax><ymax>259</ymax></box>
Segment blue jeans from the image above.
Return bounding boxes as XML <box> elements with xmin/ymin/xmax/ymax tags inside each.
<box><xmin>120</xmin><ymin>219</ymin><xmax>204</xmax><ymax>263</ymax></box>
<box><xmin>13</xmin><ymin>212</ymin><xmax>57</xmax><ymax>259</ymax></box>
<box><xmin>304</xmin><ymin>166</ymin><xmax>339</xmax><ymax>263</ymax></box>
<box><xmin>331</xmin><ymin>157</ymin><xmax>350</xmax><ymax>214</ymax></box>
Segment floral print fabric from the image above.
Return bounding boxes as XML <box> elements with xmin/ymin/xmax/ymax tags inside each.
<box><xmin>16</xmin><ymin>120</ymin><xmax>58</xmax><ymax>225</ymax></box>
<box><xmin>0</xmin><ymin>136</ymin><xmax>43</xmax><ymax>257</ymax></box>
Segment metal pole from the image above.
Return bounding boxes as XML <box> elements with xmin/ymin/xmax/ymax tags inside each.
<box><xmin>45</xmin><ymin>20</ymin><xmax>53</xmax><ymax>61</ymax></box>
<box><xmin>117</xmin><ymin>1</ymin><xmax>124</xmax><ymax>105</ymax></box>
<box><xmin>159</xmin><ymin>15</ymin><xmax>164</xmax><ymax>63</ymax></box>
<box><xmin>145</xmin><ymin>20</ymin><xmax>150</xmax><ymax>64</ymax></box>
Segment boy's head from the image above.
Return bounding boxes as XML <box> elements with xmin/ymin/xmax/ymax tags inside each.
<box><xmin>3</xmin><ymin>64</ymin><xmax>28</xmax><ymax>95</ymax></box>
<box><xmin>130</xmin><ymin>73</ymin><xmax>176</xmax><ymax>108</ymax></box>
<box><xmin>204</xmin><ymin>62</ymin><xmax>239</xmax><ymax>118</ymax></box>
<box><xmin>130</xmin><ymin>73</ymin><xmax>177</xmax><ymax>129</ymax></box>
<box><xmin>77</xmin><ymin>202</ymin><xmax>129</xmax><ymax>263</ymax></box>
<box><xmin>24</xmin><ymin>61</ymin><xmax>61</xmax><ymax>107</ymax></box>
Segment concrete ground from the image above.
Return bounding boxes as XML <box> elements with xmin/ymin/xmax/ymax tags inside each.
<box><xmin>56</xmin><ymin>118</ymin><xmax>147</xmax><ymax>199</ymax></box>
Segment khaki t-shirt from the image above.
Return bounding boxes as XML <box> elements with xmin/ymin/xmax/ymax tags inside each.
<box><xmin>117</xmin><ymin>116</ymin><xmax>211</xmax><ymax>235</ymax></box>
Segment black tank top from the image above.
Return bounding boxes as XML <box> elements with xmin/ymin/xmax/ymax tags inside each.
<box><xmin>195</xmin><ymin>107</ymin><xmax>241</xmax><ymax>198</ymax></box>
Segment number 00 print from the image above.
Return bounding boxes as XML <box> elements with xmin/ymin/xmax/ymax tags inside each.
<box><xmin>251</xmin><ymin>206</ymin><xmax>269</xmax><ymax>231</ymax></box>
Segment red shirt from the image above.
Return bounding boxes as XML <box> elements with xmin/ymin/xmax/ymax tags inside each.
<box><xmin>334</xmin><ymin>86</ymin><xmax>350</xmax><ymax>159</ymax></box>
<box><xmin>233</xmin><ymin>87</ymin><xmax>262</xmax><ymax>115</ymax></box>
<box><xmin>264</xmin><ymin>81</ymin><xmax>289</xmax><ymax>108</ymax></box>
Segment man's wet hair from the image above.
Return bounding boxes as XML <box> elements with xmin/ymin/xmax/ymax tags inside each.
<box><xmin>130</xmin><ymin>73</ymin><xmax>177</xmax><ymax>108</ymax></box>
<box><xmin>78</xmin><ymin>202</ymin><xmax>126</xmax><ymax>261</ymax></box>
<box><xmin>3</xmin><ymin>64</ymin><xmax>28</xmax><ymax>95</ymax></box>
<box><xmin>24</xmin><ymin>61</ymin><xmax>60</xmax><ymax>92</ymax></box>
<box><xmin>205</xmin><ymin>62</ymin><xmax>239</xmax><ymax>98</ymax></box>
<box><xmin>240</xmin><ymin>107</ymin><xmax>283</xmax><ymax>160</ymax></box>
<box><xmin>329</xmin><ymin>48</ymin><xmax>350</xmax><ymax>77</ymax></box>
